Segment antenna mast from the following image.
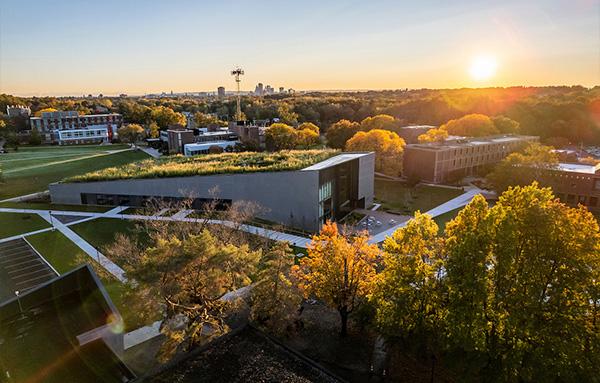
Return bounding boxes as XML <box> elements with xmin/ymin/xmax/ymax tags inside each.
<box><xmin>230</xmin><ymin>67</ymin><xmax>244</xmax><ymax>121</ymax></box>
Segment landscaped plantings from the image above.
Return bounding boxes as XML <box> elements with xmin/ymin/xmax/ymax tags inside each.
<box><xmin>65</xmin><ymin>149</ymin><xmax>338</xmax><ymax>182</ymax></box>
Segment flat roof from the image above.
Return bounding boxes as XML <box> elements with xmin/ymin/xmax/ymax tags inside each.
<box><xmin>406</xmin><ymin>134</ymin><xmax>539</xmax><ymax>151</ymax></box>
<box><xmin>185</xmin><ymin>141</ymin><xmax>239</xmax><ymax>149</ymax></box>
<box><xmin>556</xmin><ymin>162</ymin><xmax>600</xmax><ymax>174</ymax></box>
<box><xmin>301</xmin><ymin>152</ymin><xmax>372</xmax><ymax>171</ymax></box>
<box><xmin>398</xmin><ymin>125</ymin><xmax>436</xmax><ymax>129</ymax></box>
<box><xmin>0</xmin><ymin>265</ymin><xmax>134</xmax><ymax>382</ymax></box>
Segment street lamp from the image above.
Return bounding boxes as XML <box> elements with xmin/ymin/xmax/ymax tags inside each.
<box><xmin>14</xmin><ymin>290</ymin><xmax>22</xmax><ymax>315</ymax></box>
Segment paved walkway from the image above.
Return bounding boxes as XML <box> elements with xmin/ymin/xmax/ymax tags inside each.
<box><xmin>139</xmin><ymin>146</ymin><xmax>161</xmax><ymax>159</ymax></box>
<box><xmin>37</xmin><ymin>211</ymin><xmax>127</xmax><ymax>282</ymax></box>
<box><xmin>369</xmin><ymin>187</ymin><xmax>483</xmax><ymax>243</ymax></box>
<box><xmin>0</xmin><ymin>190</ymin><xmax>49</xmax><ymax>203</ymax></box>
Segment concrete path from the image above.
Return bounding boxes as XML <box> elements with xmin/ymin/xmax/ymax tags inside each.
<box><xmin>37</xmin><ymin>212</ymin><xmax>127</xmax><ymax>282</ymax></box>
<box><xmin>0</xmin><ymin>227</ymin><xmax>55</xmax><ymax>244</ymax></box>
<box><xmin>0</xmin><ymin>190</ymin><xmax>49</xmax><ymax>203</ymax></box>
<box><xmin>139</xmin><ymin>146</ymin><xmax>161</xmax><ymax>159</ymax></box>
<box><xmin>369</xmin><ymin>187</ymin><xmax>483</xmax><ymax>243</ymax></box>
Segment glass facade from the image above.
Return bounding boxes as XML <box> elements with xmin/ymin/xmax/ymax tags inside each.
<box><xmin>317</xmin><ymin>158</ymin><xmax>363</xmax><ymax>225</ymax></box>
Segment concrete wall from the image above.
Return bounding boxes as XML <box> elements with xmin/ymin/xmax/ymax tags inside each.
<box><xmin>50</xmin><ymin>171</ymin><xmax>321</xmax><ymax>231</ymax></box>
<box><xmin>358</xmin><ymin>154</ymin><xmax>375</xmax><ymax>207</ymax></box>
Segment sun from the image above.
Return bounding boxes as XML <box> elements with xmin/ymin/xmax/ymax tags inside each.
<box><xmin>469</xmin><ymin>55</ymin><xmax>498</xmax><ymax>81</ymax></box>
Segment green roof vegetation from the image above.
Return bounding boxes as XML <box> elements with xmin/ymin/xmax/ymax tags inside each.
<box><xmin>64</xmin><ymin>149</ymin><xmax>339</xmax><ymax>183</ymax></box>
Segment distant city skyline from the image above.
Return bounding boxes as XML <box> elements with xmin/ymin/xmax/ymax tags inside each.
<box><xmin>1</xmin><ymin>0</ymin><xmax>598</xmax><ymax>96</ymax></box>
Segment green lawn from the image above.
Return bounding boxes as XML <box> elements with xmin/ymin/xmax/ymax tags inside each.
<box><xmin>70</xmin><ymin>217</ymin><xmax>149</xmax><ymax>251</ymax></box>
<box><xmin>375</xmin><ymin>179</ymin><xmax>463</xmax><ymax>215</ymax></box>
<box><xmin>0</xmin><ymin>212</ymin><xmax>49</xmax><ymax>238</ymax></box>
<box><xmin>26</xmin><ymin>230</ymin><xmax>148</xmax><ymax>330</ymax></box>
<box><xmin>432</xmin><ymin>208</ymin><xmax>462</xmax><ymax>233</ymax></box>
<box><xmin>0</xmin><ymin>147</ymin><xmax>148</xmax><ymax>200</ymax></box>
<box><xmin>0</xmin><ymin>200</ymin><xmax>111</xmax><ymax>212</ymax></box>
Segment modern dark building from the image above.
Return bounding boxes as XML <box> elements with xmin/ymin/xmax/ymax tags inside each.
<box><xmin>403</xmin><ymin>134</ymin><xmax>539</xmax><ymax>183</ymax></box>
<box><xmin>49</xmin><ymin>152</ymin><xmax>375</xmax><ymax>232</ymax></box>
<box><xmin>0</xmin><ymin>265</ymin><xmax>135</xmax><ymax>382</ymax></box>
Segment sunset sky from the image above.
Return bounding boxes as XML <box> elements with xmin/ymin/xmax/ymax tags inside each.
<box><xmin>1</xmin><ymin>0</ymin><xmax>598</xmax><ymax>96</ymax></box>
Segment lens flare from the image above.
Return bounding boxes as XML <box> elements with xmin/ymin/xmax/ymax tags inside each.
<box><xmin>470</xmin><ymin>55</ymin><xmax>498</xmax><ymax>81</ymax></box>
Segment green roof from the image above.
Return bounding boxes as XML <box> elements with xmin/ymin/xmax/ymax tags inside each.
<box><xmin>65</xmin><ymin>149</ymin><xmax>339</xmax><ymax>183</ymax></box>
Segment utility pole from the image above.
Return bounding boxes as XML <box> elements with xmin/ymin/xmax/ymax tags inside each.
<box><xmin>230</xmin><ymin>67</ymin><xmax>244</xmax><ymax>121</ymax></box>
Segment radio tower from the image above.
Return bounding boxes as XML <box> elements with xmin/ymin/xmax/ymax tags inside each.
<box><xmin>231</xmin><ymin>66</ymin><xmax>244</xmax><ymax>121</ymax></box>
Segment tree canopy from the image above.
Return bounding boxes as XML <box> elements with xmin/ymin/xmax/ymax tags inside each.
<box><xmin>346</xmin><ymin>129</ymin><xmax>405</xmax><ymax>176</ymax></box>
<box><xmin>293</xmin><ymin>222</ymin><xmax>379</xmax><ymax>336</ymax></box>
<box><xmin>441</xmin><ymin>113</ymin><xmax>499</xmax><ymax>137</ymax></box>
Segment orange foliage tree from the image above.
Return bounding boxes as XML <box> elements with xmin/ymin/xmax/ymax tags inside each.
<box><xmin>346</xmin><ymin>129</ymin><xmax>405</xmax><ymax>176</ymax></box>
<box><xmin>293</xmin><ymin>222</ymin><xmax>379</xmax><ymax>336</ymax></box>
<box><xmin>441</xmin><ymin>114</ymin><xmax>499</xmax><ymax>137</ymax></box>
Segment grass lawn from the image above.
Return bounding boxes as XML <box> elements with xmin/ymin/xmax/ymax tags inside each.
<box><xmin>432</xmin><ymin>208</ymin><xmax>462</xmax><ymax>233</ymax></box>
<box><xmin>375</xmin><ymin>179</ymin><xmax>463</xmax><ymax>215</ymax></box>
<box><xmin>0</xmin><ymin>200</ymin><xmax>111</xmax><ymax>212</ymax></box>
<box><xmin>26</xmin><ymin>230</ymin><xmax>148</xmax><ymax>330</ymax></box>
<box><xmin>0</xmin><ymin>212</ymin><xmax>49</xmax><ymax>238</ymax></box>
<box><xmin>0</xmin><ymin>147</ymin><xmax>148</xmax><ymax>200</ymax></box>
<box><xmin>70</xmin><ymin>217</ymin><xmax>149</xmax><ymax>251</ymax></box>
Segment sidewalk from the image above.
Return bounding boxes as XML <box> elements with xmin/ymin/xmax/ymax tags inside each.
<box><xmin>38</xmin><ymin>211</ymin><xmax>127</xmax><ymax>282</ymax></box>
<box><xmin>369</xmin><ymin>187</ymin><xmax>483</xmax><ymax>243</ymax></box>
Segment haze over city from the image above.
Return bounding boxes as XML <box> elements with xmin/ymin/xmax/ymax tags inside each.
<box><xmin>1</xmin><ymin>0</ymin><xmax>598</xmax><ymax>96</ymax></box>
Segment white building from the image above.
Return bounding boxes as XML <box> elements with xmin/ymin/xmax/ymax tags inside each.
<box><xmin>30</xmin><ymin>111</ymin><xmax>123</xmax><ymax>145</ymax></box>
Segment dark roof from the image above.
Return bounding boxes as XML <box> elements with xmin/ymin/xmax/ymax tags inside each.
<box><xmin>0</xmin><ymin>264</ymin><xmax>135</xmax><ymax>383</ymax></box>
<box><xmin>148</xmin><ymin>326</ymin><xmax>344</xmax><ymax>383</ymax></box>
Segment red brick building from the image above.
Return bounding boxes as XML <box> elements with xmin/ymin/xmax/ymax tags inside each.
<box><xmin>539</xmin><ymin>162</ymin><xmax>600</xmax><ymax>212</ymax></box>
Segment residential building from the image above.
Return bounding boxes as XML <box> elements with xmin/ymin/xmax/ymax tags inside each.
<box><xmin>6</xmin><ymin>105</ymin><xmax>31</xmax><ymax>118</ymax></box>
<box><xmin>49</xmin><ymin>151</ymin><xmax>375</xmax><ymax>232</ymax></box>
<box><xmin>159</xmin><ymin>125</ymin><xmax>196</xmax><ymax>154</ymax></box>
<box><xmin>403</xmin><ymin>134</ymin><xmax>539</xmax><ymax>183</ymax></box>
<box><xmin>229</xmin><ymin>120</ymin><xmax>269</xmax><ymax>148</ymax></box>
<box><xmin>0</xmin><ymin>265</ymin><xmax>135</xmax><ymax>382</ymax></box>
<box><xmin>29</xmin><ymin>111</ymin><xmax>123</xmax><ymax>145</ymax></box>
<box><xmin>536</xmin><ymin>162</ymin><xmax>600</xmax><ymax>212</ymax></box>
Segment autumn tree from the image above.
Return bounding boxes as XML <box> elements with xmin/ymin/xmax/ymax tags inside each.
<box><xmin>418</xmin><ymin>127</ymin><xmax>448</xmax><ymax>143</ymax></box>
<box><xmin>444</xmin><ymin>195</ymin><xmax>494</xmax><ymax>352</ymax></box>
<box><xmin>346</xmin><ymin>129</ymin><xmax>405</xmax><ymax>176</ymax></box>
<box><xmin>194</xmin><ymin>112</ymin><xmax>221</xmax><ymax>127</ymax></box>
<box><xmin>34</xmin><ymin>107</ymin><xmax>57</xmax><ymax>117</ymax></box>
<box><xmin>297</xmin><ymin>122</ymin><xmax>320</xmax><ymax>134</ymax></box>
<box><xmin>360</xmin><ymin>114</ymin><xmax>398</xmax><ymax>131</ymax></box>
<box><xmin>293</xmin><ymin>222</ymin><xmax>379</xmax><ymax>336</ymax></box>
<box><xmin>251</xmin><ymin>241</ymin><xmax>302</xmax><ymax>335</ymax></box>
<box><xmin>326</xmin><ymin>119</ymin><xmax>361</xmax><ymax>149</ymax></box>
<box><xmin>296</xmin><ymin>127</ymin><xmax>320</xmax><ymax>148</ymax></box>
<box><xmin>109</xmin><ymin>229</ymin><xmax>261</xmax><ymax>359</ymax></box>
<box><xmin>117</xmin><ymin>123</ymin><xmax>145</xmax><ymax>145</ymax></box>
<box><xmin>444</xmin><ymin>184</ymin><xmax>600</xmax><ymax>380</ymax></box>
<box><xmin>265</xmin><ymin>123</ymin><xmax>298</xmax><ymax>150</ymax></box>
<box><xmin>441</xmin><ymin>114</ymin><xmax>499</xmax><ymax>137</ymax></box>
<box><xmin>150</xmin><ymin>106</ymin><xmax>186</xmax><ymax>129</ymax></box>
<box><xmin>492</xmin><ymin>115</ymin><xmax>520</xmax><ymax>134</ymax></box>
<box><xmin>148</xmin><ymin>121</ymin><xmax>160</xmax><ymax>138</ymax></box>
<box><xmin>487</xmin><ymin>143</ymin><xmax>558</xmax><ymax>192</ymax></box>
<box><xmin>371</xmin><ymin>212</ymin><xmax>445</xmax><ymax>355</ymax></box>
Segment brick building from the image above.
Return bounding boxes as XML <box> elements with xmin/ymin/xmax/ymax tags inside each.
<box><xmin>403</xmin><ymin>134</ymin><xmax>539</xmax><ymax>183</ymax></box>
<box><xmin>30</xmin><ymin>111</ymin><xmax>122</xmax><ymax>145</ymax></box>
<box><xmin>538</xmin><ymin>162</ymin><xmax>600</xmax><ymax>212</ymax></box>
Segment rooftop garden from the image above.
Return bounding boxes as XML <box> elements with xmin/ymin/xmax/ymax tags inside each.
<box><xmin>64</xmin><ymin>149</ymin><xmax>339</xmax><ymax>183</ymax></box>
